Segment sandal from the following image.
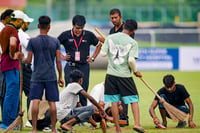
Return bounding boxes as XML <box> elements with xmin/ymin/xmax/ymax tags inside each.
<box><xmin>133</xmin><ymin>127</ymin><xmax>146</xmax><ymax>133</ymax></box>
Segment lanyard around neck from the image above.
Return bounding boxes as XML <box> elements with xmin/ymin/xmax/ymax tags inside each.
<box><xmin>71</xmin><ymin>30</ymin><xmax>84</xmax><ymax>50</ymax></box>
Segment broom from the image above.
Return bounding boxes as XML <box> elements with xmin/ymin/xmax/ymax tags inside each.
<box><xmin>95</xmin><ymin>27</ymin><xmax>106</xmax><ymax>40</ymax></box>
<box><xmin>94</xmin><ymin>27</ymin><xmax>107</xmax><ymax>133</ymax></box>
<box><xmin>94</xmin><ymin>27</ymin><xmax>188</xmax><ymax>121</ymax></box>
<box><xmin>140</xmin><ymin>77</ymin><xmax>188</xmax><ymax>122</ymax></box>
<box><xmin>3</xmin><ymin>46</ymin><xmax>24</xmax><ymax>133</ymax></box>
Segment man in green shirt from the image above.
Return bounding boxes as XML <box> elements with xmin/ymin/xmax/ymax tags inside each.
<box><xmin>101</xmin><ymin>19</ymin><xmax>146</xmax><ymax>133</ymax></box>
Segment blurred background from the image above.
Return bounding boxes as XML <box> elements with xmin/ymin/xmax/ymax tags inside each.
<box><xmin>0</xmin><ymin>0</ymin><xmax>200</xmax><ymax>71</ymax></box>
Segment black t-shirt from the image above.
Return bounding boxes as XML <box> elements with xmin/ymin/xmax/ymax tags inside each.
<box><xmin>155</xmin><ymin>84</ymin><xmax>190</xmax><ymax>106</ymax></box>
<box><xmin>58</xmin><ymin>30</ymin><xmax>99</xmax><ymax>64</ymax></box>
<box><xmin>109</xmin><ymin>23</ymin><xmax>135</xmax><ymax>38</ymax></box>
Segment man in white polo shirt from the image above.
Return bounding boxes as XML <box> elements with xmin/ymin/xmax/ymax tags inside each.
<box><xmin>18</xmin><ymin>13</ymin><xmax>34</xmax><ymax>128</ymax></box>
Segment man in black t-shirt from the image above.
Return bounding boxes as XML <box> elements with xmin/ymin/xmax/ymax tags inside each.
<box><xmin>109</xmin><ymin>8</ymin><xmax>135</xmax><ymax>39</ymax></box>
<box><xmin>58</xmin><ymin>15</ymin><xmax>102</xmax><ymax>107</ymax></box>
<box><xmin>149</xmin><ymin>74</ymin><xmax>197</xmax><ymax>129</ymax></box>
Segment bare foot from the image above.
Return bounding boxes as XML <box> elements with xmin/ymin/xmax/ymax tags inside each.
<box><xmin>52</xmin><ymin>128</ymin><xmax>58</xmax><ymax>133</ymax></box>
<box><xmin>89</xmin><ymin>119</ymin><xmax>97</xmax><ymax>127</ymax></box>
<box><xmin>60</xmin><ymin>124</ymin><xmax>72</xmax><ymax>131</ymax></box>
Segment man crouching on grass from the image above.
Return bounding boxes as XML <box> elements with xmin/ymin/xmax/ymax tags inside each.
<box><xmin>149</xmin><ymin>74</ymin><xmax>197</xmax><ymax>129</ymax></box>
<box><xmin>56</xmin><ymin>69</ymin><xmax>105</xmax><ymax>131</ymax></box>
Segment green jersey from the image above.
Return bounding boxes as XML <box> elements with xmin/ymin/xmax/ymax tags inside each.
<box><xmin>101</xmin><ymin>32</ymin><xmax>138</xmax><ymax>77</ymax></box>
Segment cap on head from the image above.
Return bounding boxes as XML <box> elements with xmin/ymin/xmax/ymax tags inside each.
<box><xmin>23</xmin><ymin>14</ymin><xmax>34</xmax><ymax>23</ymax></box>
<box><xmin>11</xmin><ymin>10</ymin><xmax>25</xmax><ymax>21</ymax></box>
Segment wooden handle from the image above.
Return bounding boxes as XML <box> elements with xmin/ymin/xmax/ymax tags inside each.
<box><xmin>95</xmin><ymin>27</ymin><xmax>106</xmax><ymax>39</ymax></box>
<box><xmin>19</xmin><ymin>45</ymin><xmax>23</xmax><ymax>113</ymax></box>
<box><xmin>140</xmin><ymin>77</ymin><xmax>161</xmax><ymax>100</ymax></box>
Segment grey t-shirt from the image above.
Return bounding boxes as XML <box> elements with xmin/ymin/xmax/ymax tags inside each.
<box><xmin>56</xmin><ymin>82</ymin><xmax>83</xmax><ymax>121</ymax></box>
<box><xmin>27</xmin><ymin>35</ymin><xmax>60</xmax><ymax>82</ymax></box>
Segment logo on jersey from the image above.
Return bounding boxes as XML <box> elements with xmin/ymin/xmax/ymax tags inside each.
<box><xmin>108</xmin><ymin>39</ymin><xmax>131</xmax><ymax>65</ymax></box>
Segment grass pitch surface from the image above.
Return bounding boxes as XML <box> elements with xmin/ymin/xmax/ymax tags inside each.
<box><xmin>1</xmin><ymin>70</ymin><xmax>200</xmax><ymax>133</ymax></box>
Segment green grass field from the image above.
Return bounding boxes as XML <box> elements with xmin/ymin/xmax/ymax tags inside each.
<box><xmin>1</xmin><ymin>70</ymin><xmax>200</xmax><ymax>133</ymax></box>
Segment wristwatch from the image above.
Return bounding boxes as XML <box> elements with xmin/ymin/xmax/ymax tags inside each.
<box><xmin>91</xmin><ymin>57</ymin><xmax>95</xmax><ymax>62</ymax></box>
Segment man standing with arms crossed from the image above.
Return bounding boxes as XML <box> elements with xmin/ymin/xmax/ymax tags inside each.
<box><xmin>101</xmin><ymin>19</ymin><xmax>146</xmax><ymax>133</ymax></box>
<box><xmin>24</xmin><ymin>15</ymin><xmax>64</xmax><ymax>133</ymax></box>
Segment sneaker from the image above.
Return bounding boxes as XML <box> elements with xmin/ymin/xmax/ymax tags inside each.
<box><xmin>119</xmin><ymin>119</ymin><xmax>129</xmax><ymax>127</ymax></box>
<box><xmin>176</xmin><ymin>121</ymin><xmax>186</xmax><ymax>128</ymax></box>
<box><xmin>43</xmin><ymin>126</ymin><xmax>52</xmax><ymax>132</ymax></box>
<box><xmin>25</xmin><ymin>120</ymin><xmax>32</xmax><ymax>128</ymax></box>
<box><xmin>0</xmin><ymin>123</ymin><xmax>8</xmax><ymax>129</ymax></box>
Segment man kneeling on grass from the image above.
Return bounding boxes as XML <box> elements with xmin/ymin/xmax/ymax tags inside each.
<box><xmin>56</xmin><ymin>69</ymin><xmax>105</xmax><ymax>131</ymax></box>
<box><xmin>87</xmin><ymin>82</ymin><xmax>124</xmax><ymax>130</ymax></box>
<box><xmin>149</xmin><ymin>74</ymin><xmax>197</xmax><ymax>129</ymax></box>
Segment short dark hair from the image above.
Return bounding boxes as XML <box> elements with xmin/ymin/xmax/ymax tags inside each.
<box><xmin>38</xmin><ymin>15</ymin><xmax>51</xmax><ymax>29</ymax></box>
<box><xmin>124</xmin><ymin>19</ymin><xmax>138</xmax><ymax>31</ymax></box>
<box><xmin>110</xmin><ymin>8</ymin><xmax>121</xmax><ymax>16</ymax></box>
<box><xmin>0</xmin><ymin>9</ymin><xmax>14</xmax><ymax>20</ymax></box>
<box><xmin>70</xmin><ymin>69</ymin><xmax>83</xmax><ymax>82</ymax></box>
<box><xmin>72</xmin><ymin>15</ymin><xmax>86</xmax><ymax>26</ymax></box>
<box><xmin>163</xmin><ymin>74</ymin><xmax>175</xmax><ymax>88</ymax></box>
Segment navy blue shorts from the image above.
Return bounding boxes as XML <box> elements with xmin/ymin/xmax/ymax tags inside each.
<box><xmin>29</xmin><ymin>81</ymin><xmax>59</xmax><ymax>101</ymax></box>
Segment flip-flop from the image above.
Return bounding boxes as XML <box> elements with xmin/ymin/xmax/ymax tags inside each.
<box><xmin>133</xmin><ymin>127</ymin><xmax>146</xmax><ymax>133</ymax></box>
